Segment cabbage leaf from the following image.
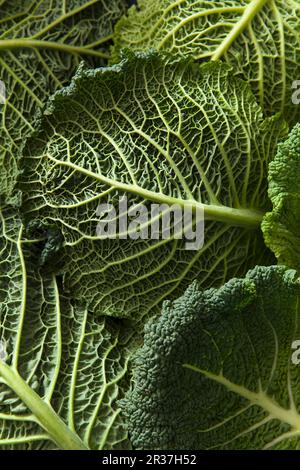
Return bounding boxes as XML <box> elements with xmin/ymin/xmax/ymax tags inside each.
<box><xmin>0</xmin><ymin>207</ymin><xmax>133</xmax><ymax>450</ymax></box>
<box><xmin>123</xmin><ymin>265</ymin><xmax>300</xmax><ymax>450</ymax></box>
<box><xmin>262</xmin><ymin>123</ymin><xmax>300</xmax><ymax>274</ymax></box>
<box><xmin>0</xmin><ymin>0</ymin><xmax>127</xmax><ymax>199</ymax></box>
<box><xmin>112</xmin><ymin>0</ymin><xmax>300</xmax><ymax>124</ymax></box>
<box><xmin>19</xmin><ymin>53</ymin><xmax>286</xmax><ymax>320</ymax></box>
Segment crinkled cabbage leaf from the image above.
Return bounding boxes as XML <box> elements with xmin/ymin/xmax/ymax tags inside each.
<box><xmin>262</xmin><ymin>123</ymin><xmax>300</xmax><ymax>274</ymax></box>
<box><xmin>19</xmin><ymin>53</ymin><xmax>286</xmax><ymax>320</ymax></box>
<box><xmin>112</xmin><ymin>0</ymin><xmax>300</xmax><ymax>124</ymax></box>
<box><xmin>0</xmin><ymin>207</ymin><xmax>133</xmax><ymax>450</ymax></box>
<box><xmin>123</xmin><ymin>265</ymin><xmax>300</xmax><ymax>450</ymax></box>
<box><xmin>0</xmin><ymin>0</ymin><xmax>127</xmax><ymax>199</ymax></box>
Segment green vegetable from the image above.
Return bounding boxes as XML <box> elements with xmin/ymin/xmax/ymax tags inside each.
<box><xmin>0</xmin><ymin>0</ymin><xmax>127</xmax><ymax>200</ymax></box>
<box><xmin>0</xmin><ymin>0</ymin><xmax>299</xmax><ymax>452</ymax></box>
<box><xmin>263</xmin><ymin>123</ymin><xmax>300</xmax><ymax>274</ymax></box>
<box><xmin>19</xmin><ymin>53</ymin><xmax>286</xmax><ymax>320</ymax></box>
<box><xmin>0</xmin><ymin>207</ymin><xmax>133</xmax><ymax>450</ymax></box>
<box><xmin>112</xmin><ymin>0</ymin><xmax>300</xmax><ymax>125</ymax></box>
<box><xmin>123</xmin><ymin>265</ymin><xmax>300</xmax><ymax>450</ymax></box>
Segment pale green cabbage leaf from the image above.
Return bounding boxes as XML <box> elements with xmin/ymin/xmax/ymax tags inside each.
<box><xmin>0</xmin><ymin>207</ymin><xmax>134</xmax><ymax>450</ymax></box>
<box><xmin>0</xmin><ymin>0</ymin><xmax>127</xmax><ymax>199</ymax></box>
<box><xmin>112</xmin><ymin>0</ymin><xmax>300</xmax><ymax>125</ymax></box>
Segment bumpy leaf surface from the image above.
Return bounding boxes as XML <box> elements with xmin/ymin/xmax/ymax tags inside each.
<box><xmin>112</xmin><ymin>0</ymin><xmax>300</xmax><ymax>124</ymax></box>
<box><xmin>0</xmin><ymin>0</ymin><xmax>127</xmax><ymax>199</ymax></box>
<box><xmin>19</xmin><ymin>53</ymin><xmax>286</xmax><ymax>320</ymax></box>
<box><xmin>123</xmin><ymin>266</ymin><xmax>300</xmax><ymax>450</ymax></box>
<box><xmin>262</xmin><ymin>123</ymin><xmax>300</xmax><ymax>274</ymax></box>
<box><xmin>0</xmin><ymin>207</ymin><xmax>133</xmax><ymax>450</ymax></box>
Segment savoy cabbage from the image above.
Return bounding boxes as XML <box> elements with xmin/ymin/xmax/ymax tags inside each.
<box><xmin>19</xmin><ymin>53</ymin><xmax>286</xmax><ymax>320</ymax></box>
<box><xmin>0</xmin><ymin>206</ymin><xmax>134</xmax><ymax>449</ymax></box>
<box><xmin>0</xmin><ymin>0</ymin><xmax>299</xmax><ymax>452</ymax></box>
<box><xmin>262</xmin><ymin>123</ymin><xmax>300</xmax><ymax>273</ymax></box>
<box><xmin>123</xmin><ymin>266</ymin><xmax>300</xmax><ymax>450</ymax></box>
<box><xmin>112</xmin><ymin>0</ymin><xmax>300</xmax><ymax>125</ymax></box>
<box><xmin>0</xmin><ymin>0</ymin><xmax>127</xmax><ymax>200</ymax></box>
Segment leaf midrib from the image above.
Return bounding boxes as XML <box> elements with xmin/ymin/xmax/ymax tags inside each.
<box><xmin>184</xmin><ymin>364</ymin><xmax>300</xmax><ymax>435</ymax></box>
<box><xmin>0</xmin><ymin>39</ymin><xmax>109</xmax><ymax>59</ymax></box>
<box><xmin>47</xmin><ymin>154</ymin><xmax>265</xmax><ymax>228</ymax></box>
<box><xmin>118</xmin><ymin>0</ymin><xmax>269</xmax><ymax>61</ymax></box>
<box><xmin>211</xmin><ymin>0</ymin><xmax>269</xmax><ymax>61</ymax></box>
<box><xmin>0</xmin><ymin>361</ymin><xmax>88</xmax><ymax>450</ymax></box>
